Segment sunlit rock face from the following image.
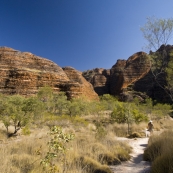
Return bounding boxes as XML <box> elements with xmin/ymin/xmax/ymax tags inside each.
<box><xmin>83</xmin><ymin>52</ymin><xmax>150</xmax><ymax>97</ymax></box>
<box><xmin>110</xmin><ymin>52</ymin><xmax>151</xmax><ymax>95</ymax></box>
<box><xmin>62</xmin><ymin>66</ymin><xmax>99</xmax><ymax>100</ymax></box>
<box><xmin>0</xmin><ymin>47</ymin><xmax>99</xmax><ymax>100</ymax></box>
<box><xmin>109</xmin><ymin>59</ymin><xmax>127</xmax><ymax>95</ymax></box>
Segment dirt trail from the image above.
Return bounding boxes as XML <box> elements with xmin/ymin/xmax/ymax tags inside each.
<box><xmin>110</xmin><ymin>137</ymin><xmax>151</xmax><ymax>173</ymax></box>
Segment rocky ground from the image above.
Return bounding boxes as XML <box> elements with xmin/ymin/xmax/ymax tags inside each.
<box><xmin>110</xmin><ymin>137</ymin><xmax>151</xmax><ymax>173</ymax></box>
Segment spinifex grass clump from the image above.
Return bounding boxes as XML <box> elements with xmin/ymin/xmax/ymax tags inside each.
<box><xmin>127</xmin><ymin>132</ymin><xmax>142</xmax><ymax>138</ymax></box>
<box><xmin>143</xmin><ymin>130</ymin><xmax>173</xmax><ymax>173</ymax></box>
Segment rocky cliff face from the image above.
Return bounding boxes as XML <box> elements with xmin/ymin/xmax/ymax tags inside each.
<box><xmin>62</xmin><ymin>67</ymin><xmax>99</xmax><ymax>100</ymax></box>
<box><xmin>1</xmin><ymin>45</ymin><xmax>173</xmax><ymax>103</ymax></box>
<box><xmin>133</xmin><ymin>45</ymin><xmax>173</xmax><ymax>103</ymax></box>
<box><xmin>82</xmin><ymin>68</ymin><xmax>110</xmax><ymax>95</ymax></box>
<box><xmin>0</xmin><ymin>47</ymin><xmax>99</xmax><ymax>100</ymax></box>
<box><xmin>110</xmin><ymin>52</ymin><xmax>151</xmax><ymax>95</ymax></box>
<box><xmin>83</xmin><ymin>45</ymin><xmax>173</xmax><ymax>103</ymax></box>
<box><xmin>83</xmin><ymin>52</ymin><xmax>151</xmax><ymax>97</ymax></box>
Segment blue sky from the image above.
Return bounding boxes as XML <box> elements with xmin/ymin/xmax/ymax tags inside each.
<box><xmin>1</xmin><ymin>1</ymin><xmax>173</xmax><ymax>71</ymax></box>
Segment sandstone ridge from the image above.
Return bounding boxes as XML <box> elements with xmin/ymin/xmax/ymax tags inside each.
<box><xmin>83</xmin><ymin>51</ymin><xmax>150</xmax><ymax>98</ymax></box>
<box><xmin>82</xmin><ymin>45</ymin><xmax>173</xmax><ymax>103</ymax></box>
<box><xmin>0</xmin><ymin>47</ymin><xmax>99</xmax><ymax>100</ymax></box>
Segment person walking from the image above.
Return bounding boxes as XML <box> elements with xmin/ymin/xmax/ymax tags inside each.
<box><xmin>147</xmin><ymin>120</ymin><xmax>154</xmax><ymax>134</ymax></box>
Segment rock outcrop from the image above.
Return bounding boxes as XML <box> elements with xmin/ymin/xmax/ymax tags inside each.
<box><xmin>0</xmin><ymin>47</ymin><xmax>99</xmax><ymax>100</ymax></box>
<box><xmin>83</xmin><ymin>52</ymin><xmax>151</xmax><ymax>98</ymax></box>
<box><xmin>2</xmin><ymin>45</ymin><xmax>173</xmax><ymax>103</ymax></box>
<box><xmin>83</xmin><ymin>45</ymin><xmax>173</xmax><ymax>103</ymax></box>
<box><xmin>62</xmin><ymin>67</ymin><xmax>99</xmax><ymax>100</ymax></box>
<box><xmin>110</xmin><ymin>52</ymin><xmax>151</xmax><ymax>95</ymax></box>
<box><xmin>82</xmin><ymin>68</ymin><xmax>110</xmax><ymax>95</ymax></box>
<box><xmin>133</xmin><ymin>45</ymin><xmax>173</xmax><ymax>103</ymax></box>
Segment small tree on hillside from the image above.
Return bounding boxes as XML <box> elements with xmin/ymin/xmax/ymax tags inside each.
<box><xmin>141</xmin><ymin>17</ymin><xmax>173</xmax><ymax>102</ymax></box>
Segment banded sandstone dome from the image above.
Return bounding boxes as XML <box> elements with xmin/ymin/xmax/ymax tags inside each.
<box><xmin>82</xmin><ymin>45</ymin><xmax>173</xmax><ymax>103</ymax></box>
<box><xmin>1</xmin><ymin>45</ymin><xmax>172</xmax><ymax>103</ymax></box>
<box><xmin>83</xmin><ymin>52</ymin><xmax>151</xmax><ymax>98</ymax></box>
<box><xmin>0</xmin><ymin>47</ymin><xmax>99</xmax><ymax>100</ymax></box>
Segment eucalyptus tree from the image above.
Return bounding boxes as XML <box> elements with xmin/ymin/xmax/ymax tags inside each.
<box><xmin>141</xmin><ymin>17</ymin><xmax>173</xmax><ymax>50</ymax></box>
<box><xmin>152</xmin><ymin>103</ymin><xmax>172</xmax><ymax>121</ymax></box>
<box><xmin>37</xmin><ymin>86</ymin><xmax>54</xmax><ymax>112</ymax></box>
<box><xmin>0</xmin><ymin>95</ymin><xmax>39</xmax><ymax>136</ymax></box>
<box><xmin>37</xmin><ymin>87</ymin><xmax>69</xmax><ymax>116</ymax></box>
<box><xmin>66</xmin><ymin>97</ymin><xmax>89</xmax><ymax>117</ymax></box>
<box><xmin>52</xmin><ymin>92</ymin><xmax>68</xmax><ymax>116</ymax></box>
<box><xmin>100</xmin><ymin>94</ymin><xmax>118</xmax><ymax>111</ymax></box>
<box><xmin>111</xmin><ymin>101</ymin><xmax>148</xmax><ymax>134</ymax></box>
<box><xmin>141</xmin><ymin>17</ymin><xmax>173</xmax><ymax>102</ymax></box>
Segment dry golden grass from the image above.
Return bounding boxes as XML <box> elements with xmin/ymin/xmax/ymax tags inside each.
<box><xmin>143</xmin><ymin>129</ymin><xmax>173</xmax><ymax>173</ymax></box>
<box><xmin>0</xmin><ymin>122</ymin><xmax>8</xmax><ymax>140</ymax></box>
<box><xmin>0</xmin><ymin>130</ymin><xmax>7</xmax><ymax>142</ymax></box>
<box><xmin>0</xmin><ymin>139</ymin><xmax>45</xmax><ymax>173</ymax></box>
<box><xmin>1</xmin><ymin>114</ymin><xmax>171</xmax><ymax>173</ymax></box>
<box><xmin>0</xmin><ymin>115</ymin><xmax>133</xmax><ymax>173</ymax></box>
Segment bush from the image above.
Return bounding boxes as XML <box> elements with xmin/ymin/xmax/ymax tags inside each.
<box><xmin>151</xmin><ymin>153</ymin><xmax>173</xmax><ymax>173</ymax></box>
<box><xmin>98</xmin><ymin>153</ymin><xmax>121</xmax><ymax>165</ymax></box>
<box><xmin>115</xmin><ymin>146</ymin><xmax>131</xmax><ymax>161</ymax></box>
<box><xmin>143</xmin><ymin>130</ymin><xmax>173</xmax><ymax>172</ymax></box>
<box><xmin>79</xmin><ymin>156</ymin><xmax>112</xmax><ymax>173</ymax></box>
<box><xmin>22</xmin><ymin>126</ymin><xmax>31</xmax><ymax>135</ymax></box>
<box><xmin>127</xmin><ymin>132</ymin><xmax>142</xmax><ymax>138</ymax></box>
<box><xmin>143</xmin><ymin>139</ymin><xmax>162</xmax><ymax>161</ymax></box>
<box><xmin>10</xmin><ymin>154</ymin><xmax>34</xmax><ymax>173</ymax></box>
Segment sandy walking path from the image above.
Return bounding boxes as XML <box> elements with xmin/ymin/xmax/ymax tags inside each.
<box><xmin>110</xmin><ymin>137</ymin><xmax>151</xmax><ymax>173</ymax></box>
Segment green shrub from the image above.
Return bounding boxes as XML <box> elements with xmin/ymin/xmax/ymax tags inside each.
<box><xmin>41</xmin><ymin>126</ymin><xmax>75</xmax><ymax>173</ymax></box>
<box><xmin>22</xmin><ymin>126</ymin><xmax>31</xmax><ymax>135</ymax></box>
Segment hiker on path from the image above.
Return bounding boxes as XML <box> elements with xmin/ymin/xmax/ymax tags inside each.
<box><xmin>147</xmin><ymin>120</ymin><xmax>154</xmax><ymax>134</ymax></box>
